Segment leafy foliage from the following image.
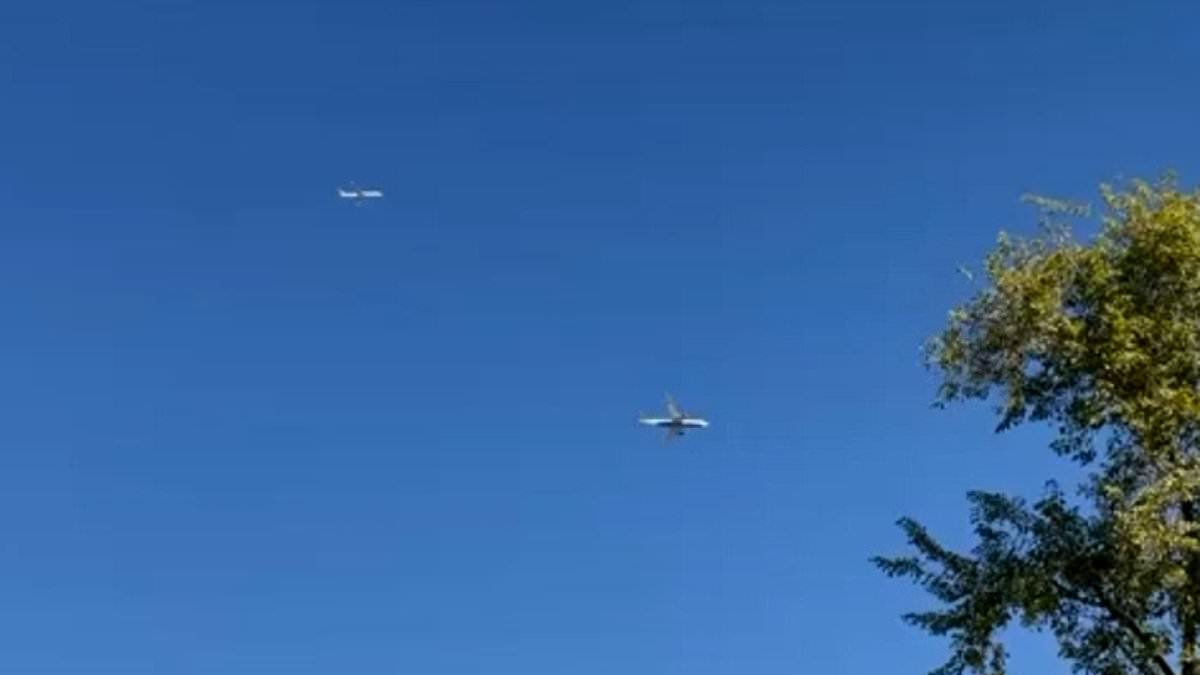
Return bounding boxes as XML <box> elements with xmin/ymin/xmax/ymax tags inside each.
<box><xmin>877</xmin><ymin>175</ymin><xmax>1200</xmax><ymax>675</ymax></box>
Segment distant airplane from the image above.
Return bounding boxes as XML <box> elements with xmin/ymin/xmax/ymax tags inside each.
<box><xmin>639</xmin><ymin>394</ymin><xmax>709</xmax><ymax>442</ymax></box>
<box><xmin>338</xmin><ymin>183</ymin><xmax>384</xmax><ymax>204</ymax></box>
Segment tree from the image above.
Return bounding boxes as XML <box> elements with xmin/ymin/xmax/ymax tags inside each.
<box><xmin>875</xmin><ymin>174</ymin><xmax>1200</xmax><ymax>675</ymax></box>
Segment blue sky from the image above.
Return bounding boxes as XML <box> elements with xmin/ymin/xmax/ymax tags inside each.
<box><xmin>3</xmin><ymin>1</ymin><xmax>1200</xmax><ymax>673</ymax></box>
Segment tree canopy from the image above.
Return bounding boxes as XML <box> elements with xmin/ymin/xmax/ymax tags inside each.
<box><xmin>876</xmin><ymin>175</ymin><xmax>1200</xmax><ymax>675</ymax></box>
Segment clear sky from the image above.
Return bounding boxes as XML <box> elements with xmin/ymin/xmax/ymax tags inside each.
<box><xmin>3</xmin><ymin>1</ymin><xmax>1200</xmax><ymax>673</ymax></box>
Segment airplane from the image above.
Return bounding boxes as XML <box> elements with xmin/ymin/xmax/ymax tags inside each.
<box><xmin>639</xmin><ymin>394</ymin><xmax>709</xmax><ymax>442</ymax></box>
<box><xmin>337</xmin><ymin>183</ymin><xmax>384</xmax><ymax>204</ymax></box>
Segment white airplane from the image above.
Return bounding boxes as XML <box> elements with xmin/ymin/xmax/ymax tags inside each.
<box><xmin>337</xmin><ymin>183</ymin><xmax>384</xmax><ymax>204</ymax></box>
<box><xmin>639</xmin><ymin>394</ymin><xmax>709</xmax><ymax>442</ymax></box>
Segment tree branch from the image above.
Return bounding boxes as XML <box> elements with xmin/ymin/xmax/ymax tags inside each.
<box><xmin>1118</xmin><ymin>638</ymin><xmax>1173</xmax><ymax>675</ymax></box>
<box><xmin>1095</xmin><ymin>591</ymin><xmax>1176</xmax><ymax>675</ymax></box>
<box><xmin>1051</xmin><ymin>579</ymin><xmax>1175</xmax><ymax>675</ymax></box>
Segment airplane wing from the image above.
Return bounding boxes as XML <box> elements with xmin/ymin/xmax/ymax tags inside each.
<box><xmin>664</xmin><ymin>426</ymin><xmax>683</xmax><ymax>444</ymax></box>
